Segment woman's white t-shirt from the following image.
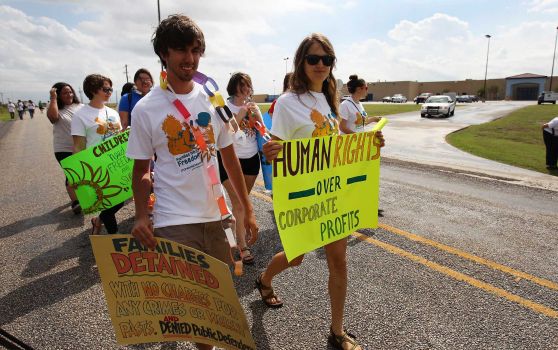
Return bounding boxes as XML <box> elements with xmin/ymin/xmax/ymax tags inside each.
<box><xmin>53</xmin><ymin>103</ymin><xmax>81</xmax><ymax>153</ymax></box>
<box><xmin>126</xmin><ymin>85</ymin><xmax>234</xmax><ymax>227</ymax></box>
<box><xmin>225</xmin><ymin>100</ymin><xmax>259</xmax><ymax>159</ymax></box>
<box><xmin>71</xmin><ymin>104</ymin><xmax>122</xmax><ymax>148</ymax></box>
<box><xmin>543</xmin><ymin>117</ymin><xmax>558</xmax><ymax>135</ymax></box>
<box><xmin>339</xmin><ymin>98</ymin><xmax>366</xmax><ymax>134</ymax></box>
<box><xmin>271</xmin><ymin>91</ymin><xmax>339</xmax><ymax>140</ymax></box>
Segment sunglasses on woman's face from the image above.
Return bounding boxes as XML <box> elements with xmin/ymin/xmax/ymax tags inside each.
<box><xmin>102</xmin><ymin>87</ymin><xmax>113</xmax><ymax>93</ymax></box>
<box><xmin>304</xmin><ymin>54</ymin><xmax>335</xmax><ymax>66</ymax></box>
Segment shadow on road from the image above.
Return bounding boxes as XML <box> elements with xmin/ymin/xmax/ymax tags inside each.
<box><xmin>0</xmin><ymin>229</ymin><xmax>96</xmax><ymax>327</ymax></box>
<box><xmin>0</xmin><ymin>204</ymin><xmax>84</xmax><ymax>240</ymax></box>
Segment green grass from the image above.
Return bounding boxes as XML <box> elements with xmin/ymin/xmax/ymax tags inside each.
<box><xmin>446</xmin><ymin>105</ymin><xmax>558</xmax><ymax>176</ymax></box>
<box><xmin>362</xmin><ymin>104</ymin><xmax>421</xmax><ymax>116</ymax></box>
<box><xmin>257</xmin><ymin>103</ymin><xmax>271</xmax><ymax>114</ymax></box>
<box><xmin>0</xmin><ymin>108</ymin><xmax>14</xmax><ymax>121</ymax></box>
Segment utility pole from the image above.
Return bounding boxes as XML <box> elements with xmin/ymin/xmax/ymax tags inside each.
<box><xmin>78</xmin><ymin>87</ymin><xmax>84</xmax><ymax>102</ymax></box>
<box><xmin>482</xmin><ymin>34</ymin><xmax>491</xmax><ymax>102</ymax></box>
<box><xmin>550</xmin><ymin>26</ymin><xmax>558</xmax><ymax>92</ymax></box>
<box><xmin>283</xmin><ymin>57</ymin><xmax>289</xmax><ymax>75</ymax></box>
<box><xmin>124</xmin><ymin>64</ymin><xmax>129</xmax><ymax>83</ymax></box>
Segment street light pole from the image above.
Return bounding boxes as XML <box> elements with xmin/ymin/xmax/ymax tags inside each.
<box><xmin>483</xmin><ymin>34</ymin><xmax>491</xmax><ymax>102</ymax></box>
<box><xmin>283</xmin><ymin>57</ymin><xmax>289</xmax><ymax>75</ymax></box>
<box><xmin>273</xmin><ymin>79</ymin><xmax>276</xmax><ymax>96</ymax></box>
<box><xmin>549</xmin><ymin>26</ymin><xmax>558</xmax><ymax>92</ymax></box>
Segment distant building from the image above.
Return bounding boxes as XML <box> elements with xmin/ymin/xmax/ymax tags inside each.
<box><xmin>251</xmin><ymin>74</ymin><xmax>557</xmax><ymax>102</ymax></box>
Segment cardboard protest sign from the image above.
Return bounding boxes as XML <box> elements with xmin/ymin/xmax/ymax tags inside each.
<box><xmin>272</xmin><ymin>130</ymin><xmax>383</xmax><ymax>261</ymax></box>
<box><xmin>61</xmin><ymin>130</ymin><xmax>133</xmax><ymax>214</ymax></box>
<box><xmin>90</xmin><ymin>235</ymin><xmax>256</xmax><ymax>349</ymax></box>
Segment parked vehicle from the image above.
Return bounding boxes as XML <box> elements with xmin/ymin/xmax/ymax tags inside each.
<box><xmin>414</xmin><ymin>92</ymin><xmax>433</xmax><ymax>104</ymax></box>
<box><xmin>469</xmin><ymin>95</ymin><xmax>479</xmax><ymax>102</ymax></box>
<box><xmin>382</xmin><ymin>96</ymin><xmax>392</xmax><ymax>103</ymax></box>
<box><xmin>537</xmin><ymin>91</ymin><xmax>558</xmax><ymax>104</ymax></box>
<box><xmin>456</xmin><ymin>95</ymin><xmax>472</xmax><ymax>103</ymax></box>
<box><xmin>391</xmin><ymin>94</ymin><xmax>407</xmax><ymax>103</ymax></box>
<box><xmin>420</xmin><ymin>95</ymin><xmax>456</xmax><ymax>118</ymax></box>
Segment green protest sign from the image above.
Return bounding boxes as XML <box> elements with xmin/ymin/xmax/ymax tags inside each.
<box><xmin>61</xmin><ymin>130</ymin><xmax>133</xmax><ymax>214</ymax></box>
<box><xmin>272</xmin><ymin>130</ymin><xmax>383</xmax><ymax>261</ymax></box>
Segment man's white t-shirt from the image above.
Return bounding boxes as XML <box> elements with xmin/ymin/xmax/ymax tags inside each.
<box><xmin>71</xmin><ymin>104</ymin><xmax>122</xmax><ymax>148</ymax></box>
<box><xmin>7</xmin><ymin>103</ymin><xmax>15</xmax><ymax>113</ymax></box>
<box><xmin>543</xmin><ymin>116</ymin><xmax>558</xmax><ymax>135</ymax></box>
<box><xmin>17</xmin><ymin>102</ymin><xmax>23</xmax><ymax>111</ymax></box>
<box><xmin>127</xmin><ymin>84</ymin><xmax>234</xmax><ymax>228</ymax></box>
<box><xmin>54</xmin><ymin>103</ymin><xmax>82</xmax><ymax>153</ymax></box>
<box><xmin>339</xmin><ymin>98</ymin><xmax>366</xmax><ymax>134</ymax></box>
<box><xmin>225</xmin><ymin>100</ymin><xmax>259</xmax><ymax>159</ymax></box>
<box><xmin>271</xmin><ymin>91</ymin><xmax>339</xmax><ymax>140</ymax></box>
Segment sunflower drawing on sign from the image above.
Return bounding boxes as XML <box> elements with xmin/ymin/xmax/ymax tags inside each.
<box><xmin>63</xmin><ymin>161</ymin><xmax>124</xmax><ymax>214</ymax></box>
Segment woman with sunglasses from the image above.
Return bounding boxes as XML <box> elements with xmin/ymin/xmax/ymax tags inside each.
<box><xmin>71</xmin><ymin>74</ymin><xmax>123</xmax><ymax>234</ymax></box>
<box><xmin>217</xmin><ymin>72</ymin><xmax>263</xmax><ymax>265</ymax></box>
<box><xmin>259</xmin><ymin>33</ymin><xmax>384</xmax><ymax>350</ymax></box>
<box><xmin>339</xmin><ymin>75</ymin><xmax>381</xmax><ymax>134</ymax></box>
<box><xmin>47</xmin><ymin>82</ymin><xmax>83</xmax><ymax>214</ymax></box>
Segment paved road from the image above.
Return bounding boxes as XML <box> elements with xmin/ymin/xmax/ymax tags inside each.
<box><xmin>1</xmin><ymin>111</ymin><xmax>557</xmax><ymax>349</ymax></box>
<box><xmin>369</xmin><ymin>101</ymin><xmax>558</xmax><ymax>191</ymax></box>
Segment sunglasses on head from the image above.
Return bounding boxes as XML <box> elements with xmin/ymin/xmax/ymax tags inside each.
<box><xmin>304</xmin><ymin>54</ymin><xmax>335</xmax><ymax>66</ymax></box>
<box><xmin>102</xmin><ymin>87</ymin><xmax>113</xmax><ymax>93</ymax></box>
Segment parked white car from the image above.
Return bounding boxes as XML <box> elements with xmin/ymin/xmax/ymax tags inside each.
<box><xmin>391</xmin><ymin>94</ymin><xmax>407</xmax><ymax>103</ymax></box>
<box><xmin>420</xmin><ymin>95</ymin><xmax>456</xmax><ymax>118</ymax></box>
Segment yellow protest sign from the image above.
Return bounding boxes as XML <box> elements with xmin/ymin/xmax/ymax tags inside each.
<box><xmin>272</xmin><ymin>130</ymin><xmax>383</xmax><ymax>262</ymax></box>
<box><xmin>90</xmin><ymin>234</ymin><xmax>256</xmax><ymax>349</ymax></box>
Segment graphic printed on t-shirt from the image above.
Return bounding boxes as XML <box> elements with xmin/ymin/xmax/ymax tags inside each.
<box><xmin>238</xmin><ymin>114</ymin><xmax>257</xmax><ymax>138</ymax></box>
<box><xmin>95</xmin><ymin>115</ymin><xmax>121</xmax><ymax>140</ymax></box>
<box><xmin>310</xmin><ymin>109</ymin><xmax>339</xmax><ymax>137</ymax></box>
<box><xmin>161</xmin><ymin>111</ymin><xmax>217</xmax><ymax>173</ymax></box>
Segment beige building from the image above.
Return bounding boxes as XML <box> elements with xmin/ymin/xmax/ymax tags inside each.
<box><xmin>341</xmin><ymin>73</ymin><xmax>558</xmax><ymax>101</ymax></box>
<box><xmin>252</xmin><ymin>74</ymin><xmax>558</xmax><ymax>103</ymax></box>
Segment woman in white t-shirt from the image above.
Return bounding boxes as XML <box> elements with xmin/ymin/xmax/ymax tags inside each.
<box><xmin>47</xmin><ymin>82</ymin><xmax>83</xmax><ymax>214</ymax></box>
<box><xmin>71</xmin><ymin>74</ymin><xmax>123</xmax><ymax>235</ymax></box>
<box><xmin>217</xmin><ymin>72</ymin><xmax>263</xmax><ymax>265</ymax></box>
<box><xmin>339</xmin><ymin>75</ymin><xmax>381</xmax><ymax>134</ymax></box>
<box><xmin>258</xmin><ymin>33</ymin><xmax>384</xmax><ymax>350</ymax></box>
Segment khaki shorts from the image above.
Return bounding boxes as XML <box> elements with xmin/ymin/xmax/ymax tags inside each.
<box><xmin>154</xmin><ymin>221</ymin><xmax>232</xmax><ymax>265</ymax></box>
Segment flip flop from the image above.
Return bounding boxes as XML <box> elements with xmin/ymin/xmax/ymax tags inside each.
<box><xmin>240</xmin><ymin>247</ymin><xmax>255</xmax><ymax>265</ymax></box>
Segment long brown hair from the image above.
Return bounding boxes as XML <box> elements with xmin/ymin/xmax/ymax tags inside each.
<box><xmin>290</xmin><ymin>33</ymin><xmax>339</xmax><ymax>117</ymax></box>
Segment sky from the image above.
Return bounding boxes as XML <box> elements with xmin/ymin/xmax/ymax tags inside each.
<box><xmin>1</xmin><ymin>0</ymin><xmax>557</xmax><ymax>103</ymax></box>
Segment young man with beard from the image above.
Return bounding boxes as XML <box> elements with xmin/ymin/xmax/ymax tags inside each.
<box><xmin>126</xmin><ymin>15</ymin><xmax>258</xmax><ymax>350</ymax></box>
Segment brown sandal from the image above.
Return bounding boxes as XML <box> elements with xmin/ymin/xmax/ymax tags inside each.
<box><xmin>255</xmin><ymin>273</ymin><xmax>283</xmax><ymax>308</ymax></box>
<box><xmin>328</xmin><ymin>328</ymin><xmax>361</xmax><ymax>350</ymax></box>
<box><xmin>90</xmin><ymin>217</ymin><xmax>103</xmax><ymax>235</ymax></box>
<box><xmin>240</xmin><ymin>247</ymin><xmax>255</xmax><ymax>265</ymax></box>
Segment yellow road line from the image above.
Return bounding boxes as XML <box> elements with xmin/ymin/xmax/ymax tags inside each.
<box><xmin>352</xmin><ymin>232</ymin><xmax>558</xmax><ymax>318</ymax></box>
<box><xmin>250</xmin><ymin>189</ymin><xmax>558</xmax><ymax>317</ymax></box>
<box><xmin>377</xmin><ymin>223</ymin><xmax>558</xmax><ymax>291</ymax></box>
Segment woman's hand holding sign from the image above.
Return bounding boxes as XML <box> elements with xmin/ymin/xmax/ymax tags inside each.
<box><xmin>263</xmin><ymin>136</ymin><xmax>283</xmax><ymax>162</ymax></box>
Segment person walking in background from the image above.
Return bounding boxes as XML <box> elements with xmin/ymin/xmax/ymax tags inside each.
<box><xmin>126</xmin><ymin>15</ymin><xmax>258</xmax><ymax>350</ymax></box>
<box><xmin>339</xmin><ymin>75</ymin><xmax>380</xmax><ymax>134</ymax></box>
<box><xmin>118</xmin><ymin>68</ymin><xmax>153</xmax><ymax>129</ymax></box>
<box><xmin>259</xmin><ymin>33</ymin><xmax>384</xmax><ymax>350</ymax></box>
<box><xmin>542</xmin><ymin>115</ymin><xmax>558</xmax><ymax>170</ymax></box>
<box><xmin>71</xmin><ymin>74</ymin><xmax>123</xmax><ymax>234</ymax></box>
<box><xmin>8</xmin><ymin>101</ymin><xmax>15</xmax><ymax>119</ymax></box>
<box><xmin>47</xmin><ymin>82</ymin><xmax>83</xmax><ymax>214</ymax></box>
<box><xmin>17</xmin><ymin>100</ymin><xmax>24</xmax><ymax>120</ymax></box>
<box><xmin>27</xmin><ymin>100</ymin><xmax>35</xmax><ymax>119</ymax></box>
<box><xmin>217</xmin><ymin>72</ymin><xmax>264</xmax><ymax>265</ymax></box>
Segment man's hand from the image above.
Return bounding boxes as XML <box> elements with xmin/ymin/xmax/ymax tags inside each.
<box><xmin>263</xmin><ymin>140</ymin><xmax>283</xmax><ymax>161</ymax></box>
<box><xmin>243</xmin><ymin>209</ymin><xmax>259</xmax><ymax>246</ymax></box>
<box><xmin>131</xmin><ymin>215</ymin><xmax>157</xmax><ymax>249</ymax></box>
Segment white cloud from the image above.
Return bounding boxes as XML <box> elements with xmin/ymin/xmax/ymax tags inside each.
<box><xmin>1</xmin><ymin>3</ymin><xmax>557</xmax><ymax>103</ymax></box>
<box><xmin>528</xmin><ymin>0</ymin><xmax>558</xmax><ymax>12</ymax></box>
